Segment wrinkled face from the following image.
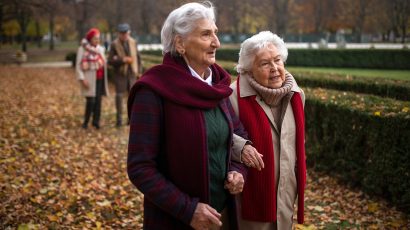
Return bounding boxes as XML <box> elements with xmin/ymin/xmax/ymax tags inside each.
<box><xmin>251</xmin><ymin>43</ymin><xmax>286</xmax><ymax>89</ymax></box>
<box><xmin>90</xmin><ymin>35</ymin><xmax>100</xmax><ymax>46</ymax></box>
<box><xmin>178</xmin><ymin>18</ymin><xmax>220</xmax><ymax>76</ymax></box>
<box><xmin>119</xmin><ymin>31</ymin><xmax>130</xmax><ymax>42</ymax></box>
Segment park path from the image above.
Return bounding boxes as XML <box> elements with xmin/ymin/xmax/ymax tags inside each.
<box><xmin>21</xmin><ymin>61</ymin><xmax>72</xmax><ymax>68</ymax></box>
<box><xmin>0</xmin><ymin>66</ymin><xmax>408</xmax><ymax>229</ymax></box>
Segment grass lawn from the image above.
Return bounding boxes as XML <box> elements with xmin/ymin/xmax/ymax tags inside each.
<box><xmin>0</xmin><ymin>41</ymin><xmax>78</xmax><ymax>63</ymax></box>
<box><xmin>287</xmin><ymin>66</ymin><xmax>410</xmax><ymax>81</ymax></box>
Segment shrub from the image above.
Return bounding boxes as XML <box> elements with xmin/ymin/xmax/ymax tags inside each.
<box><xmin>185</xmin><ymin>49</ymin><xmax>410</xmax><ymax>70</ymax></box>
<box><xmin>65</xmin><ymin>52</ymin><xmax>76</xmax><ymax>67</ymax></box>
<box><xmin>287</xmin><ymin>49</ymin><xmax>410</xmax><ymax>69</ymax></box>
<box><xmin>305</xmin><ymin>87</ymin><xmax>410</xmax><ymax>213</ymax></box>
<box><xmin>294</xmin><ymin>73</ymin><xmax>410</xmax><ymax>101</ymax></box>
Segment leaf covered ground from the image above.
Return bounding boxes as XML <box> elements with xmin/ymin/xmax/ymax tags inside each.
<box><xmin>0</xmin><ymin>66</ymin><xmax>409</xmax><ymax>229</ymax></box>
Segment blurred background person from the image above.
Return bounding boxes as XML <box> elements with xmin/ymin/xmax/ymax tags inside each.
<box><xmin>108</xmin><ymin>23</ymin><xmax>142</xmax><ymax>127</ymax></box>
<box><xmin>229</xmin><ymin>31</ymin><xmax>306</xmax><ymax>229</ymax></box>
<box><xmin>76</xmin><ymin>28</ymin><xmax>109</xmax><ymax>129</ymax></box>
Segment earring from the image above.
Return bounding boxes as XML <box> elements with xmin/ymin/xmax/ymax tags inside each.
<box><xmin>180</xmin><ymin>49</ymin><xmax>185</xmax><ymax>55</ymax></box>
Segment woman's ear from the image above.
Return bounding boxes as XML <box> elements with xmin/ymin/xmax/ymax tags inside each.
<box><xmin>175</xmin><ymin>35</ymin><xmax>185</xmax><ymax>54</ymax></box>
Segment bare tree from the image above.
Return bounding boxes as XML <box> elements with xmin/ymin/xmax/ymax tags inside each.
<box><xmin>338</xmin><ymin>0</ymin><xmax>375</xmax><ymax>43</ymax></box>
<box><xmin>63</xmin><ymin>0</ymin><xmax>99</xmax><ymax>41</ymax></box>
<box><xmin>271</xmin><ymin>0</ymin><xmax>290</xmax><ymax>37</ymax></box>
<box><xmin>389</xmin><ymin>0</ymin><xmax>410</xmax><ymax>43</ymax></box>
<box><xmin>32</xmin><ymin>0</ymin><xmax>63</xmax><ymax>50</ymax></box>
<box><xmin>7</xmin><ymin>0</ymin><xmax>34</xmax><ymax>51</ymax></box>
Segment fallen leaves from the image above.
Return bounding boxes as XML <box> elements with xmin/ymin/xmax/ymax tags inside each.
<box><xmin>0</xmin><ymin>67</ymin><xmax>143</xmax><ymax>229</ymax></box>
<box><xmin>295</xmin><ymin>172</ymin><xmax>410</xmax><ymax>229</ymax></box>
<box><xmin>1</xmin><ymin>66</ymin><xmax>409</xmax><ymax>229</ymax></box>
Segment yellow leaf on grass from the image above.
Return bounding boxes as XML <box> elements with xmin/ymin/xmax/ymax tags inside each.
<box><xmin>47</xmin><ymin>215</ymin><xmax>59</xmax><ymax>222</ymax></box>
<box><xmin>17</xmin><ymin>224</ymin><xmax>38</xmax><ymax>230</ymax></box>
<box><xmin>295</xmin><ymin>224</ymin><xmax>317</xmax><ymax>230</ymax></box>
<box><xmin>402</xmin><ymin>107</ymin><xmax>409</xmax><ymax>113</ymax></box>
<box><xmin>368</xmin><ymin>202</ymin><xmax>379</xmax><ymax>213</ymax></box>
<box><xmin>86</xmin><ymin>212</ymin><xmax>96</xmax><ymax>219</ymax></box>
<box><xmin>0</xmin><ymin>157</ymin><xmax>16</xmax><ymax>163</ymax></box>
<box><xmin>313</xmin><ymin>206</ymin><xmax>324</xmax><ymax>212</ymax></box>
<box><xmin>389</xmin><ymin>219</ymin><xmax>405</xmax><ymax>227</ymax></box>
<box><xmin>374</xmin><ymin>111</ymin><xmax>381</xmax><ymax>116</ymax></box>
<box><xmin>96</xmin><ymin>200</ymin><xmax>111</xmax><ymax>207</ymax></box>
<box><xmin>96</xmin><ymin>221</ymin><xmax>102</xmax><ymax>230</ymax></box>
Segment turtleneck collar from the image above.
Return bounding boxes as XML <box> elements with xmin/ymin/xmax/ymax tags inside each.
<box><xmin>247</xmin><ymin>74</ymin><xmax>294</xmax><ymax>107</ymax></box>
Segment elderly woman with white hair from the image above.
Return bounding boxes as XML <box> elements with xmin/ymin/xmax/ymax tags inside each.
<box><xmin>229</xmin><ymin>31</ymin><xmax>307</xmax><ymax>229</ymax></box>
<box><xmin>127</xmin><ymin>1</ymin><xmax>251</xmax><ymax>229</ymax></box>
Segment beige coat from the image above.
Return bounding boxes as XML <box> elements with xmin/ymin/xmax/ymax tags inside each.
<box><xmin>75</xmin><ymin>45</ymin><xmax>110</xmax><ymax>97</ymax></box>
<box><xmin>230</xmin><ymin>73</ymin><xmax>305</xmax><ymax>230</ymax></box>
<box><xmin>110</xmin><ymin>37</ymin><xmax>139</xmax><ymax>77</ymax></box>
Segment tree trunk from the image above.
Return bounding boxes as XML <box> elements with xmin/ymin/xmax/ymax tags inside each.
<box><xmin>273</xmin><ymin>0</ymin><xmax>289</xmax><ymax>38</ymax></box>
<box><xmin>18</xmin><ymin>14</ymin><xmax>29</xmax><ymax>52</ymax></box>
<box><xmin>49</xmin><ymin>13</ymin><xmax>55</xmax><ymax>50</ymax></box>
<box><xmin>76</xmin><ymin>0</ymin><xmax>89</xmax><ymax>42</ymax></box>
<box><xmin>35</xmin><ymin>20</ymin><xmax>42</xmax><ymax>48</ymax></box>
<box><xmin>401</xmin><ymin>25</ymin><xmax>406</xmax><ymax>43</ymax></box>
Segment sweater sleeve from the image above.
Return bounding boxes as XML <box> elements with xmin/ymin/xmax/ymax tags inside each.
<box><xmin>75</xmin><ymin>47</ymin><xmax>85</xmax><ymax>81</ymax></box>
<box><xmin>127</xmin><ymin>88</ymin><xmax>198</xmax><ymax>225</ymax></box>
<box><xmin>225</xmin><ymin>98</ymin><xmax>248</xmax><ymax>180</ymax></box>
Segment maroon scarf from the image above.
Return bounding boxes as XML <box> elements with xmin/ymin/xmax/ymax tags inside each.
<box><xmin>237</xmin><ymin>76</ymin><xmax>306</xmax><ymax>224</ymax></box>
<box><xmin>128</xmin><ymin>53</ymin><xmax>232</xmax><ymax>110</ymax></box>
<box><xmin>127</xmin><ymin>53</ymin><xmax>233</xmax><ymax>202</ymax></box>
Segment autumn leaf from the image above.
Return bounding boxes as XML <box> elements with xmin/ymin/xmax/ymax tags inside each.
<box><xmin>368</xmin><ymin>202</ymin><xmax>379</xmax><ymax>213</ymax></box>
<box><xmin>2</xmin><ymin>66</ymin><xmax>410</xmax><ymax>229</ymax></box>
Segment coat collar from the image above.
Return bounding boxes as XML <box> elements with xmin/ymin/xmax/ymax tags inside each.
<box><xmin>237</xmin><ymin>71</ymin><xmax>302</xmax><ymax>99</ymax></box>
<box><xmin>237</xmin><ymin>71</ymin><xmax>301</xmax><ymax>134</ymax></box>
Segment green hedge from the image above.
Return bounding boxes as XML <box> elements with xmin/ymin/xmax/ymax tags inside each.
<box><xmin>305</xmin><ymin>87</ymin><xmax>410</xmax><ymax>213</ymax></box>
<box><xmin>65</xmin><ymin>52</ymin><xmax>76</xmax><ymax>67</ymax></box>
<box><xmin>152</xmin><ymin>48</ymin><xmax>410</xmax><ymax>70</ymax></box>
<box><xmin>140</xmin><ymin>50</ymin><xmax>162</xmax><ymax>56</ymax></box>
<box><xmin>287</xmin><ymin>49</ymin><xmax>410</xmax><ymax>69</ymax></box>
<box><xmin>143</xmin><ymin>48</ymin><xmax>410</xmax><ymax>69</ymax></box>
<box><xmin>294</xmin><ymin>74</ymin><xmax>410</xmax><ymax>101</ymax></box>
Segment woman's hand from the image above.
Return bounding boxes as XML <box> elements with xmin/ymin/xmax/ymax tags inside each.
<box><xmin>190</xmin><ymin>202</ymin><xmax>222</xmax><ymax>230</ymax></box>
<box><xmin>242</xmin><ymin>144</ymin><xmax>264</xmax><ymax>171</ymax></box>
<box><xmin>224</xmin><ymin>171</ymin><xmax>244</xmax><ymax>195</ymax></box>
<box><xmin>81</xmin><ymin>79</ymin><xmax>89</xmax><ymax>89</ymax></box>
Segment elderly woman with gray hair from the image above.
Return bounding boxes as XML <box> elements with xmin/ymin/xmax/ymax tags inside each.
<box><xmin>229</xmin><ymin>31</ymin><xmax>307</xmax><ymax>229</ymax></box>
<box><xmin>127</xmin><ymin>1</ymin><xmax>252</xmax><ymax>229</ymax></box>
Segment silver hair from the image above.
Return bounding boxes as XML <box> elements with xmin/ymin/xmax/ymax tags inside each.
<box><xmin>236</xmin><ymin>31</ymin><xmax>288</xmax><ymax>74</ymax></box>
<box><xmin>161</xmin><ymin>1</ymin><xmax>216</xmax><ymax>56</ymax></box>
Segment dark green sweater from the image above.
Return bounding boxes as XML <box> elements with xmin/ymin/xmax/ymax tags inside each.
<box><xmin>204</xmin><ymin>107</ymin><xmax>229</xmax><ymax>212</ymax></box>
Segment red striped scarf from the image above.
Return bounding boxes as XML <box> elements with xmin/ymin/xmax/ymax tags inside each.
<box><xmin>80</xmin><ymin>42</ymin><xmax>104</xmax><ymax>71</ymax></box>
<box><xmin>237</xmin><ymin>76</ymin><xmax>306</xmax><ymax>224</ymax></box>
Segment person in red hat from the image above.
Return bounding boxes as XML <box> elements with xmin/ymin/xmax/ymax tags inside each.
<box><xmin>75</xmin><ymin>28</ymin><xmax>110</xmax><ymax>129</ymax></box>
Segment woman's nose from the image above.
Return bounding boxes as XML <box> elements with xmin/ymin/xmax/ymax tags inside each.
<box><xmin>211</xmin><ymin>34</ymin><xmax>220</xmax><ymax>48</ymax></box>
<box><xmin>270</xmin><ymin>62</ymin><xmax>278</xmax><ymax>71</ymax></box>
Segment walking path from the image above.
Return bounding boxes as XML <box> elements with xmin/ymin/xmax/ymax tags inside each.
<box><xmin>0</xmin><ymin>66</ymin><xmax>409</xmax><ymax>229</ymax></box>
<box><xmin>21</xmin><ymin>61</ymin><xmax>72</xmax><ymax>68</ymax></box>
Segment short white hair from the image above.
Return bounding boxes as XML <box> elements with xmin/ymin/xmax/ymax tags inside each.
<box><xmin>161</xmin><ymin>1</ymin><xmax>216</xmax><ymax>56</ymax></box>
<box><xmin>236</xmin><ymin>31</ymin><xmax>288</xmax><ymax>74</ymax></box>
